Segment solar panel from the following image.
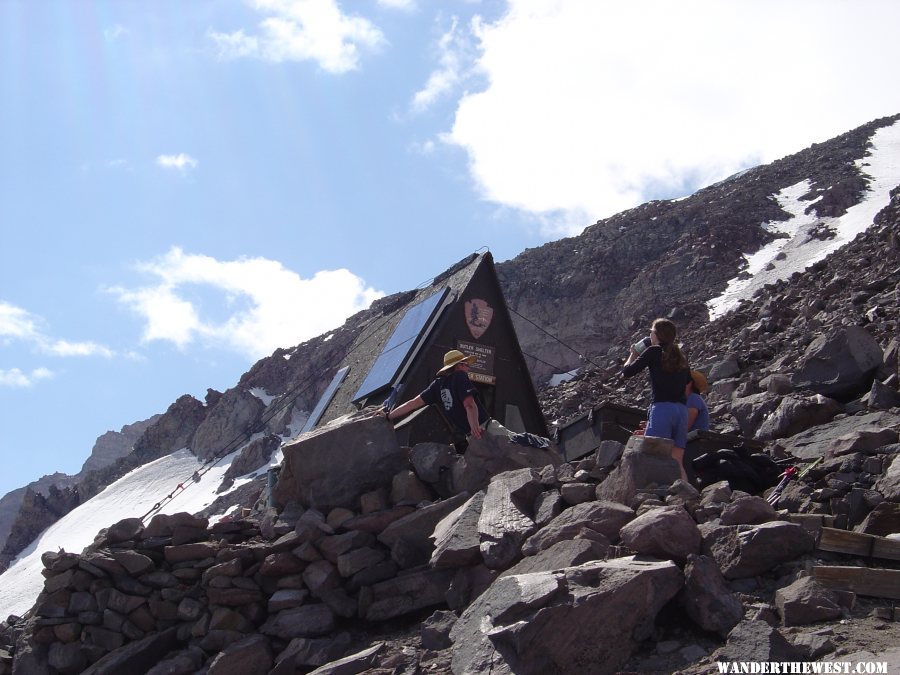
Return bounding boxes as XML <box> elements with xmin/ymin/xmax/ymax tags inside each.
<box><xmin>301</xmin><ymin>366</ymin><xmax>350</xmax><ymax>433</ymax></box>
<box><xmin>352</xmin><ymin>287</ymin><xmax>449</xmax><ymax>402</ymax></box>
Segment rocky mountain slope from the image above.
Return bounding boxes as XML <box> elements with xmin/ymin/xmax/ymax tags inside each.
<box><xmin>0</xmin><ymin>114</ymin><xmax>899</xmax><ymax>674</ymax></box>
<box><xmin>2</xmin><ymin>113</ymin><xmax>898</xmax><ymax>573</ymax></box>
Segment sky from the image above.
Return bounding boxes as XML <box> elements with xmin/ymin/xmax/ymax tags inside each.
<box><xmin>2</xmin><ymin>0</ymin><xmax>900</xmax><ymax>499</ymax></box>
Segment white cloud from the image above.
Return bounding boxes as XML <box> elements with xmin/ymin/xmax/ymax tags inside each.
<box><xmin>0</xmin><ymin>368</ymin><xmax>54</xmax><ymax>388</ymax></box>
<box><xmin>210</xmin><ymin>0</ymin><xmax>385</xmax><ymax>74</ymax></box>
<box><xmin>443</xmin><ymin>0</ymin><xmax>900</xmax><ymax>235</ymax></box>
<box><xmin>0</xmin><ymin>301</ymin><xmax>114</xmax><ymax>359</ymax></box>
<box><xmin>377</xmin><ymin>0</ymin><xmax>415</xmax><ymax>10</ymax></box>
<box><xmin>108</xmin><ymin>247</ymin><xmax>384</xmax><ymax>359</ymax></box>
<box><xmin>156</xmin><ymin>153</ymin><xmax>199</xmax><ymax>172</ymax></box>
<box><xmin>103</xmin><ymin>24</ymin><xmax>128</xmax><ymax>42</ymax></box>
<box><xmin>411</xmin><ymin>17</ymin><xmax>471</xmax><ymax>114</ymax></box>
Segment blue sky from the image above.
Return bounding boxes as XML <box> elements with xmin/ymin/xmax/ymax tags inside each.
<box><xmin>2</xmin><ymin>0</ymin><xmax>900</xmax><ymax>498</ymax></box>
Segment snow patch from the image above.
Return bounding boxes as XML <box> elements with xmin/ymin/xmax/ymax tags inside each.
<box><xmin>707</xmin><ymin>120</ymin><xmax>900</xmax><ymax>319</ymax></box>
<box><xmin>0</xmin><ymin>448</ymin><xmax>240</xmax><ymax>619</ymax></box>
<box><xmin>249</xmin><ymin>387</ymin><xmax>276</xmax><ymax>406</ymax></box>
<box><xmin>549</xmin><ymin>369</ymin><xmax>580</xmax><ymax>386</ymax></box>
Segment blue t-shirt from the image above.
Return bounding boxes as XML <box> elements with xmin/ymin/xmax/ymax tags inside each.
<box><xmin>420</xmin><ymin>370</ymin><xmax>488</xmax><ymax>435</ymax></box>
<box><xmin>686</xmin><ymin>392</ymin><xmax>710</xmax><ymax>431</ymax></box>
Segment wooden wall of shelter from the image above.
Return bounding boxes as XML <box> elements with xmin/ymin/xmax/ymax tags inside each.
<box><xmin>312</xmin><ymin>252</ymin><xmax>548</xmax><ymax>447</ymax></box>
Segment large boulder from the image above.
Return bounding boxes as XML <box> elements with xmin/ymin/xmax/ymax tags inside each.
<box><xmin>595</xmin><ymin>436</ymin><xmax>681</xmax><ymax>505</ymax></box>
<box><xmin>681</xmin><ymin>554</ymin><xmax>743</xmax><ymax>637</ymax></box>
<box><xmin>717</xmin><ymin>620</ymin><xmax>803</xmax><ymax>663</ymax></box>
<box><xmin>431</xmin><ymin>491</ymin><xmax>486</xmax><ymax>568</ymax></box>
<box><xmin>791</xmin><ymin>326</ymin><xmax>884</xmax><ymax>399</ymax></box>
<box><xmin>618</xmin><ymin>506</ymin><xmax>701</xmax><ymax>562</ymax></box>
<box><xmin>874</xmin><ymin>454</ymin><xmax>900</xmax><ymax>502</ymax></box>
<box><xmin>521</xmin><ymin>500</ymin><xmax>634</xmax><ymax>556</ymax></box>
<box><xmin>778</xmin><ymin>411</ymin><xmax>900</xmax><ymax>460</ymax></box>
<box><xmin>449</xmin><ymin>558</ymin><xmax>684</xmax><ymax>675</ymax></box>
<box><xmin>775</xmin><ymin>576</ymin><xmax>848</xmax><ymax>626</ymax></box>
<box><xmin>451</xmin><ymin>434</ymin><xmax>562</xmax><ymax>495</ymax></box>
<box><xmin>273</xmin><ymin>414</ymin><xmax>408</xmax><ymax>511</ymax></box>
<box><xmin>477</xmin><ymin>469</ymin><xmax>543</xmax><ymax>569</ymax></box>
<box><xmin>702</xmin><ymin>521</ymin><xmax>815</xmax><ymax>579</ymax></box>
<box><xmin>377</xmin><ymin>492</ymin><xmax>471</xmax><ymax>568</ymax></box>
<box><xmin>755</xmin><ymin>394</ymin><xmax>842</xmax><ymax>441</ymax></box>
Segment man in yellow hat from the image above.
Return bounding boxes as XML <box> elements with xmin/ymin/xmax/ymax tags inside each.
<box><xmin>383</xmin><ymin>349</ymin><xmax>493</xmax><ymax>440</ymax></box>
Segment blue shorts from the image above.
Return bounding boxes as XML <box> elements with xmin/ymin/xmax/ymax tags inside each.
<box><xmin>646</xmin><ymin>402</ymin><xmax>688</xmax><ymax>449</ymax></box>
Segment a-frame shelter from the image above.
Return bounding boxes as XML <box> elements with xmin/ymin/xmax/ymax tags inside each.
<box><xmin>305</xmin><ymin>252</ymin><xmax>548</xmax><ymax>446</ymax></box>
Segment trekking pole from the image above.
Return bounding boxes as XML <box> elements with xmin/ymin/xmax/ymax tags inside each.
<box><xmin>766</xmin><ymin>457</ymin><xmax>823</xmax><ymax>507</ymax></box>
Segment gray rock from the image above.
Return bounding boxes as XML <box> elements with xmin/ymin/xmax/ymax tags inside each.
<box><xmin>449</xmin><ymin>558</ymin><xmax>683</xmax><ymax>675</ymax></box>
<box><xmin>499</xmin><ymin>538</ymin><xmax>608</xmax><ymax>579</ymax></box>
<box><xmin>477</xmin><ymin>469</ymin><xmax>543</xmax><ymax>569</ymax></box>
<box><xmin>775</xmin><ymin>576</ymin><xmax>846</xmax><ymax>626</ymax></box>
<box><xmin>390</xmin><ymin>470</ymin><xmax>433</xmax><ymax>505</ymax></box>
<box><xmin>560</xmin><ymin>482</ymin><xmax>597</xmax><ymax>505</ymax></box>
<box><xmin>259</xmin><ymin>604</ymin><xmax>336</xmax><ymax>640</ymax></box>
<box><xmin>270</xmin><ymin>633</ymin><xmax>353</xmax><ymax>673</ymax></box>
<box><xmin>618</xmin><ymin>505</ymin><xmax>701</xmax><ymax>561</ymax></box>
<box><xmin>720</xmin><ymin>496</ymin><xmax>777</xmax><ymax>526</ymax></box>
<box><xmin>866</xmin><ymin>379</ymin><xmax>900</xmax><ymax>409</ymax></box>
<box><xmin>430</xmin><ymin>491</ymin><xmax>485</xmax><ymax>569</ymax></box>
<box><xmin>533</xmin><ymin>490</ymin><xmax>563</xmax><ymax>527</ymax></box>
<box><xmin>855</xmin><ymin>501</ymin><xmax>900</xmax><ymax>536</ymax></box>
<box><xmin>792</xmin><ymin>326</ymin><xmax>884</xmax><ymax>399</ymax></box>
<box><xmin>451</xmin><ymin>433</ymin><xmax>563</xmax><ymax>495</ymax></box>
<box><xmin>730</xmin><ymin>392</ymin><xmax>781</xmax><ymax>437</ymax></box>
<box><xmin>378</xmin><ymin>492</ymin><xmax>470</xmax><ymax>568</ymax></box>
<box><xmin>874</xmin><ymin>454</ymin><xmax>900</xmax><ymax>501</ymax></box>
<box><xmin>81</xmin><ymin>627</ymin><xmax>181</xmax><ymax>675</ymax></box>
<box><xmin>792</xmin><ymin>633</ymin><xmax>835</xmax><ymax>659</ymax></box>
<box><xmin>702</xmin><ymin>521</ymin><xmax>815</xmax><ymax>579</ymax></box>
<box><xmin>206</xmin><ymin>634</ymin><xmax>273</xmax><ymax>675</ymax></box>
<box><xmin>778</xmin><ymin>411</ymin><xmax>900</xmax><ymax>460</ymax></box>
<box><xmin>681</xmin><ymin>554</ymin><xmax>743</xmax><ymax>637</ymax></box>
<box><xmin>595</xmin><ymin>435</ymin><xmax>681</xmax><ymax>505</ymax></box>
<box><xmin>521</xmin><ymin>500</ymin><xmax>634</xmax><ymax>556</ymax></box>
<box><xmin>274</xmin><ymin>414</ymin><xmax>409</xmax><ymax>511</ymax></box>
<box><xmin>717</xmin><ymin>620</ymin><xmax>802</xmax><ymax>663</ymax></box>
<box><xmin>409</xmin><ymin>442</ymin><xmax>457</xmax><ymax>483</ymax></box>
<box><xmin>421</xmin><ymin>609</ymin><xmax>457</xmax><ymax>650</ymax></box>
<box><xmin>756</xmin><ymin>394</ymin><xmax>842</xmax><ymax>441</ymax></box>
<box><xmin>307</xmin><ymin>643</ymin><xmax>384</xmax><ymax>675</ymax></box>
<box><xmin>363</xmin><ymin>567</ymin><xmax>456</xmax><ymax>621</ymax></box>
<box><xmin>594</xmin><ymin>440</ymin><xmax>625</xmax><ymax>470</ymax></box>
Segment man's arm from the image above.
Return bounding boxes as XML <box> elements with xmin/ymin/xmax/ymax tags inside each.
<box><xmin>385</xmin><ymin>395</ymin><xmax>425</xmax><ymax>422</ymax></box>
<box><xmin>686</xmin><ymin>406</ymin><xmax>700</xmax><ymax>431</ymax></box>
<box><xmin>463</xmin><ymin>396</ymin><xmax>482</xmax><ymax>439</ymax></box>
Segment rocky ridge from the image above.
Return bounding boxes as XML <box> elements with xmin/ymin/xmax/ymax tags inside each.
<box><xmin>1</xmin><ymin>402</ymin><xmax>897</xmax><ymax>673</ymax></box>
<box><xmin>0</xmin><ymin>115</ymin><xmax>899</xmax><ymax>672</ymax></box>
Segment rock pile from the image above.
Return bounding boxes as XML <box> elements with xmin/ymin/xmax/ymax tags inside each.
<box><xmin>2</xmin><ymin>415</ymin><xmax>898</xmax><ymax>673</ymax></box>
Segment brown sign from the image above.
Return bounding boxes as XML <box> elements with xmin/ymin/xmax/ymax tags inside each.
<box><xmin>464</xmin><ymin>298</ymin><xmax>494</xmax><ymax>339</ymax></box>
<box><xmin>457</xmin><ymin>340</ymin><xmax>496</xmax><ymax>385</ymax></box>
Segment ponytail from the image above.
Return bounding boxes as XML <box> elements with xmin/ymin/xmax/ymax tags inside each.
<box><xmin>651</xmin><ymin>318</ymin><xmax>689</xmax><ymax>373</ymax></box>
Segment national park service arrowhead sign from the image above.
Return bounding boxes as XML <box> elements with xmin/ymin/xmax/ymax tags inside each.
<box><xmin>465</xmin><ymin>298</ymin><xmax>493</xmax><ymax>339</ymax></box>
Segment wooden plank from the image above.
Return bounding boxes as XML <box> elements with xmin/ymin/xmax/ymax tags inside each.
<box><xmin>817</xmin><ymin>527</ymin><xmax>900</xmax><ymax>562</ymax></box>
<box><xmin>813</xmin><ymin>566</ymin><xmax>900</xmax><ymax>600</ymax></box>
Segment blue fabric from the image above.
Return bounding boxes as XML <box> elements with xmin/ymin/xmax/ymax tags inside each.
<box><xmin>420</xmin><ymin>370</ymin><xmax>488</xmax><ymax>435</ymax></box>
<box><xmin>646</xmin><ymin>401</ymin><xmax>688</xmax><ymax>448</ymax></box>
<box><xmin>686</xmin><ymin>392</ymin><xmax>710</xmax><ymax>432</ymax></box>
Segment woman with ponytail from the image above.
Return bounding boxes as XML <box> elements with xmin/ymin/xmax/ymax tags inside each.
<box><xmin>622</xmin><ymin>318</ymin><xmax>692</xmax><ymax>482</ymax></box>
